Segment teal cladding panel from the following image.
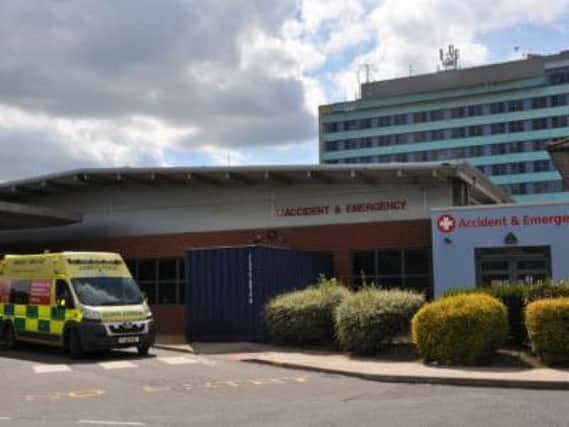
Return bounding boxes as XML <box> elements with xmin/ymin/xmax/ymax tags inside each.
<box><xmin>514</xmin><ymin>192</ymin><xmax>569</xmax><ymax>203</ymax></box>
<box><xmin>490</xmin><ymin>171</ymin><xmax>560</xmax><ymax>185</ymax></box>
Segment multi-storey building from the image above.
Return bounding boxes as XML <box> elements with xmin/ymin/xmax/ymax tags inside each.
<box><xmin>319</xmin><ymin>51</ymin><xmax>569</xmax><ymax>202</ymax></box>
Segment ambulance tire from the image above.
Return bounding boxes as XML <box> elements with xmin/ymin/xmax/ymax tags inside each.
<box><xmin>66</xmin><ymin>328</ymin><xmax>84</xmax><ymax>359</ymax></box>
<box><xmin>137</xmin><ymin>345</ymin><xmax>150</xmax><ymax>356</ymax></box>
<box><xmin>2</xmin><ymin>323</ymin><xmax>17</xmax><ymax>350</ymax></box>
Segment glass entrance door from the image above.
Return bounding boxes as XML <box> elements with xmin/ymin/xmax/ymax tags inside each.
<box><xmin>475</xmin><ymin>246</ymin><xmax>551</xmax><ymax>286</ymax></box>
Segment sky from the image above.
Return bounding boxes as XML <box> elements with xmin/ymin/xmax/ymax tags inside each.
<box><xmin>0</xmin><ymin>1</ymin><xmax>568</xmax><ymax>181</ymax></box>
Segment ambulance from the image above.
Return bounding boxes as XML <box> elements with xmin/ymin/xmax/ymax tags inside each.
<box><xmin>0</xmin><ymin>252</ymin><xmax>155</xmax><ymax>357</ymax></box>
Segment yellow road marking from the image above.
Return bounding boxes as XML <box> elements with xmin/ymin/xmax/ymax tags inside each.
<box><xmin>25</xmin><ymin>389</ymin><xmax>105</xmax><ymax>401</ymax></box>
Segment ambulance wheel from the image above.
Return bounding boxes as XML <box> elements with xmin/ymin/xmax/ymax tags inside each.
<box><xmin>67</xmin><ymin>329</ymin><xmax>84</xmax><ymax>359</ymax></box>
<box><xmin>137</xmin><ymin>345</ymin><xmax>150</xmax><ymax>356</ymax></box>
<box><xmin>2</xmin><ymin>324</ymin><xmax>17</xmax><ymax>350</ymax></box>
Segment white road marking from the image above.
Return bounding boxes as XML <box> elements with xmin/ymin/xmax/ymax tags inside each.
<box><xmin>33</xmin><ymin>364</ymin><xmax>72</xmax><ymax>374</ymax></box>
<box><xmin>78</xmin><ymin>421</ymin><xmax>145</xmax><ymax>426</ymax></box>
<box><xmin>0</xmin><ymin>417</ymin><xmax>12</xmax><ymax>421</ymax></box>
<box><xmin>157</xmin><ymin>356</ymin><xmax>198</xmax><ymax>365</ymax></box>
<box><xmin>98</xmin><ymin>361</ymin><xmax>137</xmax><ymax>370</ymax></box>
<box><xmin>192</xmin><ymin>355</ymin><xmax>217</xmax><ymax>366</ymax></box>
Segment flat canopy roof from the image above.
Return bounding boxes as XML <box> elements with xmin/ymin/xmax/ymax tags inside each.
<box><xmin>0</xmin><ymin>162</ymin><xmax>511</xmax><ymax>208</ymax></box>
<box><xmin>548</xmin><ymin>137</ymin><xmax>569</xmax><ymax>183</ymax></box>
<box><xmin>0</xmin><ymin>201</ymin><xmax>82</xmax><ymax>230</ymax></box>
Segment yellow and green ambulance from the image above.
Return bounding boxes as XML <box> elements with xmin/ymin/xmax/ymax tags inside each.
<box><xmin>0</xmin><ymin>252</ymin><xmax>155</xmax><ymax>357</ymax></box>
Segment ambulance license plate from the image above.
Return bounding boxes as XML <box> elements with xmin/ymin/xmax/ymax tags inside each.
<box><xmin>118</xmin><ymin>336</ymin><xmax>139</xmax><ymax>344</ymax></box>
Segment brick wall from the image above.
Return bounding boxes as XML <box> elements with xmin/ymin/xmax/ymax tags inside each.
<box><xmin>32</xmin><ymin>219</ymin><xmax>431</xmax><ymax>281</ymax></box>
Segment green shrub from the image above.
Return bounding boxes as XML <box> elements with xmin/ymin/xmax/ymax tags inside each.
<box><xmin>412</xmin><ymin>294</ymin><xmax>508</xmax><ymax>365</ymax></box>
<box><xmin>526</xmin><ymin>298</ymin><xmax>569</xmax><ymax>365</ymax></box>
<box><xmin>444</xmin><ymin>281</ymin><xmax>569</xmax><ymax>346</ymax></box>
<box><xmin>264</xmin><ymin>278</ymin><xmax>350</xmax><ymax>345</ymax></box>
<box><xmin>335</xmin><ymin>288</ymin><xmax>424</xmax><ymax>354</ymax></box>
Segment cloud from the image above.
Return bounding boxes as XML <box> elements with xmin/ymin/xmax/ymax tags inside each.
<box><xmin>0</xmin><ymin>0</ymin><xmax>316</xmax><ymax>180</ymax></box>
<box><xmin>316</xmin><ymin>0</ymin><xmax>569</xmax><ymax>100</ymax></box>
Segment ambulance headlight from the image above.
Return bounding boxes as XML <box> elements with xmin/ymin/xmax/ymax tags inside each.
<box><xmin>144</xmin><ymin>304</ymin><xmax>153</xmax><ymax>320</ymax></box>
<box><xmin>82</xmin><ymin>307</ymin><xmax>102</xmax><ymax>321</ymax></box>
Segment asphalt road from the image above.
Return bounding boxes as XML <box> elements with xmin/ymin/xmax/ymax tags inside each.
<box><xmin>0</xmin><ymin>344</ymin><xmax>568</xmax><ymax>427</ymax></box>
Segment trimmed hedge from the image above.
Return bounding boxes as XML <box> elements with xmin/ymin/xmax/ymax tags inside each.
<box><xmin>412</xmin><ymin>294</ymin><xmax>508</xmax><ymax>365</ymax></box>
<box><xmin>445</xmin><ymin>281</ymin><xmax>569</xmax><ymax>346</ymax></box>
<box><xmin>335</xmin><ymin>288</ymin><xmax>424</xmax><ymax>354</ymax></box>
<box><xmin>264</xmin><ymin>278</ymin><xmax>350</xmax><ymax>345</ymax></box>
<box><xmin>526</xmin><ymin>298</ymin><xmax>569</xmax><ymax>365</ymax></box>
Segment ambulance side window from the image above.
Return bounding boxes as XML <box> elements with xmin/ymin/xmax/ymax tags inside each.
<box><xmin>55</xmin><ymin>280</ymin><xmax>74</xmax><ymax>309</ymax></box>
<box><xmin>9</xmin><ymin>281</ymin><xmax>30</xmax><ymax>305</ymax></box>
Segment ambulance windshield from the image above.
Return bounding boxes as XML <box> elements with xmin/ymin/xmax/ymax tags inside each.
<box><xmin>71</xmin><ymin>277</ymin><xmax>144</xmax><ymax>306</ymax></box>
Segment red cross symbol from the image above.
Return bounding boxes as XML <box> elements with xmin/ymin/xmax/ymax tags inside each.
<box><xmin>437</xmin><ymin>214</ymin><xmax>456</xmax><ymax>233</ymax></box>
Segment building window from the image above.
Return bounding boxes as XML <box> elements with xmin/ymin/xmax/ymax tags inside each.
<box><xmin>467</xmin><ymin>105</ymin><xmax>483</xmax><ymax>117</ymax></box>
<box><xmin>508</xmin><ymin>100</ymin><xmax>524</xmax><ymax>112</ymax></box>
<box><xmin>429</xmin><ymin>110</ymin><xmax>445</xmax><ymax>121</ymax></box>
<box><xmin>491</xmin><ymin>164</ymin><xmax>508</xmax><ymax>175</ymax></box>
<box><xmin>551</xmin><ymin>115</ymin><xmax>569</xmax><ymax>128</ymax></box>
<box><xmin>413</xmin><ymin>111</ymin><xmax>427</xmax><ymax>123</ymax></box>
<box><xmin>378</xmin><ymin>116</ymin><xmax>392</xmax><ymax>127</ymax></box>
<box><xmin>323</xmin><ymin>122</ymin><xmax>338</xmax><ymax>133</ymax></box>
<box><xmin>451</xmin><ymin>127</ymin><xmax>466</xmax><ymax>139</ymax></box>
<box><xmin>490</xmin><ymin>102</ymin><xmax>505</xmax><ymax>114</ymax></box>
<box><xmin>414</xmin><ymin>131</ymin><xmax>427</xmax><ymax>142</ymax></box>
<box><xmin>508</xmin><ymin>121</ymin><xmax>525</xmax><ymax>133</ymax></box>
<box><xmin>415</xmin><ymin>151</ymin><xmax>428</xmax><ymax>161</ymax></box>
<box><xmin>451</xmin><ymin>107</ymin><xmax>465</xmax><ymax>119</ymax></box>
<box><xmin>325</xmin><ymin>141</ymin><xmax>339</xmax><ymax>152</ymax></box>
<box><xmin>531</xmin><ymin>97</ymin><xmax>548</xmax><ymax>110</ymax></box>
<box><xmin>532</xmin><ymin>139</ymin><xmax>548</xmax><ymax>151</ymax></box>
<box><xmin>532</xmin><ymin>118</ymin><xmax>548</xmax><ymax>130</ymax></box>
<box><xmin>468</xmin><ymin>145</ymin><xmax>485</xmax><ymax>157</ymax></box>
<box><xmin>378</xmin><ymin>135</ymin><xmax>392</xmax><ymax>146</ymax></box>
<box><xmin>393</xmin><ymin>134</ymin><xmax>407</xmax><ymax>144</ymax></box>
<box><xmin>430</xmin><ymin>129</ymin><xmax>445</xmax><ymax>141</ymax></box>
<box><xmin>127</xmin><ymin>258</ymin><xmax>185</xmax><ymax>305</ymax></box>
<box><xmin>533</xmin><ymin>180</ymin><xmax>563</xmax><ymax>193</ymax></box>
<box><xmin>551</xmin><ymin>94</ymin><xmax>568</xmax><ymax>107</ymax></box>
<box><xmin>347</xmin><ymin>120</ymin><xmax>361</xmax><ymax>130</ymax></box>
<box><xmin>534</xmin><ymin>160</ymin><xmax>552</xmax><ymax>172</ymax></box>
<box><xmin>468</xmin><ymin>125</ymin><xmax>483</xmax><ymax>137</ymax></box>
<box><xmin>360</xmin><ymin>118</ymin><xmax>372</xmax><ymax>129</ymax></box>
<box><xmin>509</xmin><ymin>162</ymin><xmax>526</xmax><ymax>175</ymax></box>
<box><xmin>360</xmin><ymin>138</ymin><xmax>373</xmax><ymax>149</ymax></box>
<box><xmin>491</xmin><ymin>144</ymin><xmax>507</xmax><ymax>155</ymax></box>
<box><xmin>393</xmin><ymin>114</ymin><xmax>407</xmax><ymax>125</ymax></box>
<box><xmin>508</xmin><ymin>183</ymin><xmax>528</xmax><ymax>195</ymax></box>
<box><xmin>491</xmin><ymin>123</ymin><xmax>506</xmax><ymax>134</ymax></box>
<box><xmin>509</xmin><ymin>141</ymin><xmax>525</xmax><ymax>153</ymax></box>
<box><xmin>549</xmin><ymin>72</ymin><xmax>569</xmax><ymax>85</ymax></box>
<box><xmin>351</xmin><ymin>248</ymin><xmax>432</xmax><ymax>297</ymax></box>
<box><xmin>452</xmin><ymin>147</ymin><xmax>466</xmax><ymax>158</ymax></box>
<box><xmin>344</xmin><ymin>139</ymin><xmax>358</xmax><ymax>150</ymax></box>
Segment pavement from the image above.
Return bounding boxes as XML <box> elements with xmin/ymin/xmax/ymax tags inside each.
<box><xmin>154</xmin><ymin>337</ymin><xmax>569</xmax><ymax>390</ymax></box>
<box><xmin>3</xmin><ymin>343</ymin><xmax>569</xmax><ymax>426</ymax></box>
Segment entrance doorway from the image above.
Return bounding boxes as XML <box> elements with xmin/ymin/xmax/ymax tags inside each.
<box><xmin>475</xmin><ymin>246</ymin><xmax>551</xmax><ymax>286</ymax></box>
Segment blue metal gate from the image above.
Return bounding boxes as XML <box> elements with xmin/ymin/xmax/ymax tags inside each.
<box><xmin>185</xmin><ymin>245</ymin><xmax>333</xmax><ymax>342</ymax></box>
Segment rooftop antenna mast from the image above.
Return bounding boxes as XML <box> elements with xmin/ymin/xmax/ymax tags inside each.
<box><xmin>439</xmin><ymin>44</ymin><xmax>460</xmax><ymax>71</ymax></box>
<box><xmin>363</xmin><ymin>63</ymin><xmax>373</xmax><ymax>83</ymax></box>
